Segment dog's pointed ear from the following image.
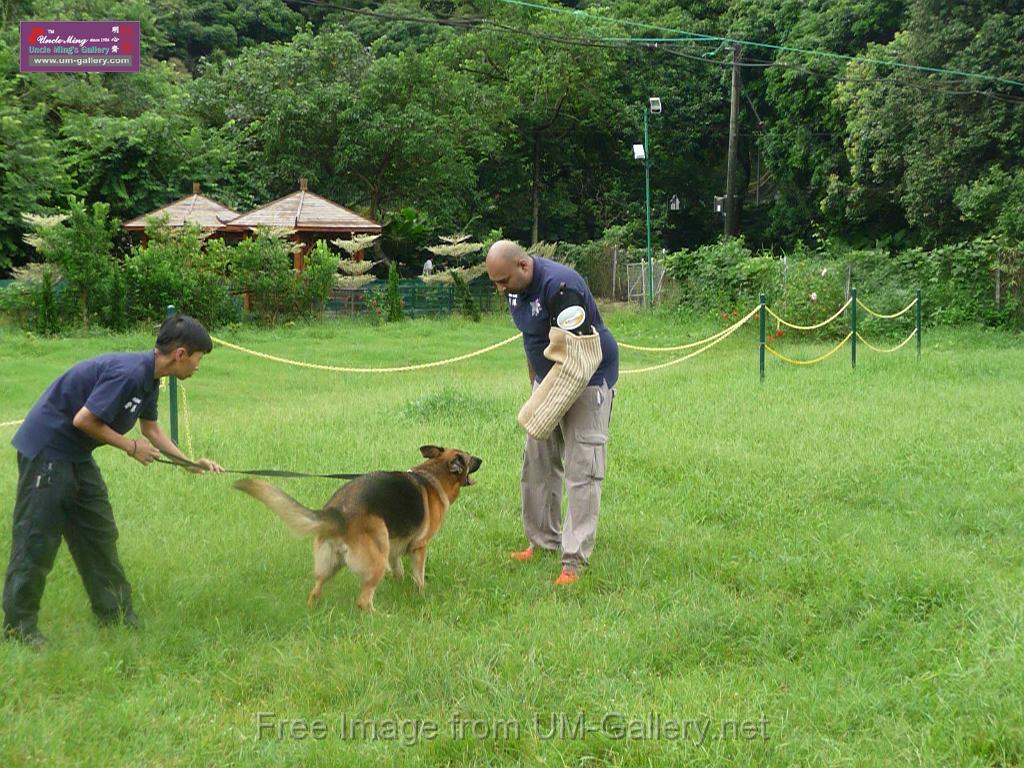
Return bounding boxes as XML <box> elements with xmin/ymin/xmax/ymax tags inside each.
<box><xmin>448</xmin><ymin>454</ymin><xmax>466</xmax><ymax>476</ymax></box>
<box><xmin>420</xmin><ymin>445</ymin><xmax>444</xmax><ymax>459</ymax></box>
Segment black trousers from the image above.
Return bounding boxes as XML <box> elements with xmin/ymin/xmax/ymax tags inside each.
<box><xmin>3</xmin><ymin>453</ymin><xmax>132</xmax><ymax>632</ymax></box>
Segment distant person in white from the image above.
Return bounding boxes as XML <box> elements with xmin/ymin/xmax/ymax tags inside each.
<box><xmin>421</xmin><ymin>258</ymin><xmax>434</xmax><ymax>277</ymax></box>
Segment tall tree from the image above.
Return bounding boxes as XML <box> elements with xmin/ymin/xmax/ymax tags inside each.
<box><xmin>833</xmin><ymin>0</ymin><xmax>1024</xmax><ymax>245</ymax></box>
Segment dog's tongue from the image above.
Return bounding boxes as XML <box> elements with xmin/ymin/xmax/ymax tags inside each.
<box><xmin>464</xmin><ymin>476</ymin><xmax>475</xmax><ymax>486</ymax></box>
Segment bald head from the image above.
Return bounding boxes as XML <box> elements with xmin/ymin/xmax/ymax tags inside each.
<box><xmin>485</xmin><ymin>240</ymin><xmax>534</xmax><ymax>294</ymax></box>
<box><xmin>486</xmin><ymin>239</ymin><xmax>525</xmax><ymax>267</ymax></box>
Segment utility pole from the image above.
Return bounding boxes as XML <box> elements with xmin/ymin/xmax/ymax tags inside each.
<box><xmin>725</xmin><ymin>43</ymin><xmax>742</xmax><ymax>238</ymax></box>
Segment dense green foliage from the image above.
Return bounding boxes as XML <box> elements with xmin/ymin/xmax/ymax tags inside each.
<box><xmin>5</xmin><ymin>213</ymin><xmax>336</xmax><ymax>331</ymax></box>
<box><xmin>3</xmin><ymin>0</ymin><xmax>1022</xmax><ymax>268</ymax></box>
<box><xmin>665</xmin><ymin>235</ymin><xmax>1023</xmax><ymax>331</ymax></box>
<box><xmin>2</xmin><ymin>0</ymin><xmax>1022</xmax><ymax>330</ymax></box>
<box><xmin>123</xmin><ymin>223</ymin><xmax>240</xmax><ymax>327</ymax></box>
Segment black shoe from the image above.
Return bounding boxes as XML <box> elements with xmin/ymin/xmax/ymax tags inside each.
<box><xmin>4</xmin><ymin>625</ymin><xmax>48</xmax><ymax>649</ymax></box>
<box><xmin>123</xmin><ymin>610</ymin><xmax>143</xmax><ymax>630</ymax></box>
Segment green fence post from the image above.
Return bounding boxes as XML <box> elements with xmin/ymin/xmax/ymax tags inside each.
<box><xmin>916</xmin><ymin>288</ymin><xmax>922</xmax><ymax>357</ymax></box>
<box><xmin>759</xmin><ymin>293</ymin><xmax>766</xmax><ymax>383</ymax></box>
<box><xmin>850</xmin><ymin>287</ymin><xmax>857</xmax><ymax>370</ymax></box>
<box><xmin>166</xmin><ymin>304</ymin><xmax>178</xmax><ymax>446</ymax></box>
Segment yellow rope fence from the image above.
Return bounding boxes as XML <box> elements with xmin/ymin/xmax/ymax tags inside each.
<box><xmin>620</xmin><ymin>306</ymin><xmax>759</xmax><ymax>374</ymax></box>
<box><xmin>856</xmin><ymin>297</ymin><xmax>918</xmax><ymax>319</ymax></box>
<box><xmin>209</xmin><ymin>333</ymin><xmax>523</xmax><ymax>373</ymax></box>
<box><xmin>766</xmin><ymin>299</ymin><xmax>852</xmax><ymax>331</ymax></box>
<box><xmin>0</xmin><ymin>293</ymin><xmax>921</xmax><ymax>431</ymax></box>
<box><xmin>618</xmin><ymin>309</ymin><xmax>757</xmax><ymax>352</ymax></box>
<box><xmin>764</xmin><ymin>333</ymin><xmax>853</xmax><ymax>366</ymax></box>
<box><xmin>856</xmin><ymin>329</ymin><xmax>918</xmax><ymax>354</ymax></box>
<box><xmin>179</xmin><ymin>382</ymin><xmax>195</xmax><ymax>458</ymax></box>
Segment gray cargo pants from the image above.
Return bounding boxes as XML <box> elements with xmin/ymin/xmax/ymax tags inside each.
<box><xmin>520</xmin><ymin>382</ymin><xmax>614</xmax><ymax>571</ymax></box>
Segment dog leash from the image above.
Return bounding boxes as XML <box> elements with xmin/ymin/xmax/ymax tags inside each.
<box><xmin>155</xmin><ymin>454</ymin><xmax>365</xmax><ymax>479</ymax></box>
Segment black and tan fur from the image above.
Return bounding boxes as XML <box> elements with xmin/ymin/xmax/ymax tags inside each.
<box><xmin>234</xmin><ymin>446</ymin><xmax>481</xmax><ymax>612</ymax></box>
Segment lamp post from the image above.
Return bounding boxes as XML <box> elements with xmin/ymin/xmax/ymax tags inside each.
<box><xmin>636</xmin><ymin>97</ymin><xmax>661</xmax><ymax>308</ymax></box>
<box><xmin>643</xmin><ymin>107</ymin><xmax>652</xmax><ymax>307</ymax></box>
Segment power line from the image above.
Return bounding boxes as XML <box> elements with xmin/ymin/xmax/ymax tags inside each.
<box><xmin>492</xmin><ymin>0</ymin><xmax>1024</xmax><ymax>91</ymax></box>
<box><xmin>658</xmin><ymin>47</ymin><xmax>1024</xmax><ymax>104</ymax></box>
<box><xmin>283</xmin><ymin>0</ymin><xmax>633</xmax><ymax>51</ymax></box>
<box><xmin>284</xmin><ymin>0</ymin><xmax>481</xmax><ymax>28</ymax></box>
<box><xmin>282</xmin><ymin>0</ymin><xmax>1024</xmax><ymax>103</ymax></box>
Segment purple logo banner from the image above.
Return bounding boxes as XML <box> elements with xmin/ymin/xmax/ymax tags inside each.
<box><xmin>20</xmin><ymin>21</ymin><xmax>140</xmax><ymax>73</ymax></box>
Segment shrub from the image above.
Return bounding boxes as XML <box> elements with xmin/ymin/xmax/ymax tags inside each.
<box><xmin>775</xmin><ymin>255</ymin><xmax>847</xmax><ymax>338</ymax></box>
<box><xmin>188</xmin><ymin>239</ymin><xmax>242</xmax><ymax>328</ymax></box>
<box><xmin>664</xmin><ymin>237</ymin><xmax>782</xmax><ymax>313</ymax></box>
<box><xmin>229</xmin><ymin>229</ymin><xmax>300</xmax><ymax>325</ymax></box>
<box><xmin>665</xmin><ymin>234</ymin><xmax>1024</xmax><ymax>332</ymax></box>
<box><xmin>451</xmin><ymin>271</ymin><xmax>481</xmax><ymax>322</ymax></box>
<box><xmin>297</xmin><ymin>240</ymin><xmax>339</xmax><ymax>320</ymax></box>
<box><xmin>124</xmin><ymin>222</ymin><xmax>239</xmax><ymax>328</ymax></box>
<box><xmin>384</xmin><ymin>260</ymin><xmax>404</xmax><ymax>322</ymax></box>
<box><xmin>21</xmin><ymin>198</ymin><xmax>121</xmax><ymax>328</ymax></box>
<box><xmin>124</xmin><ymin>223</ymin><xmax>196</xmax><ymax>323</ymax></box>
<box><xmin>0</xmin><ymin>264</ymin><xmax>63</xmax><ymax>335</ymax></box>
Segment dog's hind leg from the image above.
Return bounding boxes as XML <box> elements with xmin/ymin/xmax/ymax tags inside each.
<box><xmin>307</xmin><ymin>536</ymin><xmax>343</xmax><ymax>609</ymax></box>
<box><xmin>346</xmin><ymin>521</ymin><xmax>389</xmax><ymax>612</ymax></box>
<box><xmin>388</xmin><ymin>539</ymin><xmax>407</xmax><ymax>580</ymax></box>
<box><xmin>389</xmin><ymin>553</ymin><xmax>405</xmax><ymax>580</ymax></box>
<box><xmin>410</xmin><ymin>545</ymin><xmax>427</xmax><ymax>593</ymax></box>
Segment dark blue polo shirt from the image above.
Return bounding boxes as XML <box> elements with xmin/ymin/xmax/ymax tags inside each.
<box><xmin>506</xmin><ymin>256</ymin><xmax>618</xmax><ymax>387</ymax></box>
<box><xmin>12</xmin><ymin>352</ymin><xmax>160</xmax><ymax>461</ymax></box>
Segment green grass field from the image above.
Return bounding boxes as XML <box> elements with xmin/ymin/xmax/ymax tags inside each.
<box><xmin>1</xmin><ymin>308</ymin><xmax>1022</xmax><ymax>767</ymax></box>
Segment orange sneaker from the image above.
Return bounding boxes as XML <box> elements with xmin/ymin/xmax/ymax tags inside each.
<box><xmin>510</xmin><ymin>546</ymin><xmax>535</xmax><ymax>562</ymax></box>
<box><xmin>554</xmin><ymin>568</ymin><xmax>578</xmax><ymax>586</ymax></box>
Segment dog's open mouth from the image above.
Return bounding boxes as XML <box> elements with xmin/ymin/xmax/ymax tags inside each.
<box><xmin>464</xmin><ymin>456</ymin><xmax>483</xmax><ymax>485</ymax></box>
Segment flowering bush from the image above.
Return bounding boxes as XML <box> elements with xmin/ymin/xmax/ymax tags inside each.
<box><xmin>775</xmin><ymin>255</ymin><xmax>847</xmax><ymax>338</ymax></box>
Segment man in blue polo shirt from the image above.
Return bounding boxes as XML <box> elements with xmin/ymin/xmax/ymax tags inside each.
<box><xmin>3</xmin><ymin>314</ymin><xmax>223</xmax><ymax>648</ymax></box>
<box><xmin>485</xmin><ymin>240</ymin><xmax>618</xmax><ymax>585</ymax></box>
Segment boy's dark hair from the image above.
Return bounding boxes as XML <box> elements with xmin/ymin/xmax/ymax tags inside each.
<box><xmin>156</xmin><ymin>314</ymin><xmax>213</xmax><ymax>355</ymax></box>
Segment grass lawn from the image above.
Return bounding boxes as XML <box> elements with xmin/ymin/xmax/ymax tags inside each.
<box><xmin>0</xmin><ymin>307</ymin><xmax>1022</xmax><ymax>767</ymax></box>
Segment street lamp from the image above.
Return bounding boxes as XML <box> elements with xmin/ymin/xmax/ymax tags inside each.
<box><xmin>638</xmin><ymin>97</ymin><xmax>660</xmax><ymax>307</ymax></box>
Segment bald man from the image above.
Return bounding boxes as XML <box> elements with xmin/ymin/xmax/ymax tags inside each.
<box><xmin>485</xmin><ymin>240</ymin><xmax>618</xmax><ymax>585</ymax></box>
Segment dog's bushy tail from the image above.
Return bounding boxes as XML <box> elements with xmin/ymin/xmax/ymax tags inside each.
<box><xmin>233</xmin><ymin>479</ymin><xmax>340</xmax><ymax>537</ymax></box>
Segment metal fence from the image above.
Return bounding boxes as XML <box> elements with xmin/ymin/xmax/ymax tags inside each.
<box><xmin>326</xmin><ymin>277</ymin><xmax>498</xmax><ymax>317</ymax></box>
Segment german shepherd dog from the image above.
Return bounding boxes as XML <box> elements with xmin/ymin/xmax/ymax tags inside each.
<box><xmin>234</xmin><ymin>446</ymin><xmax>481</xmax><ymax>612</ymax></box>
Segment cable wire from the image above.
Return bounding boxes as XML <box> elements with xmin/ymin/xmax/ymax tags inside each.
<box><xmin>491</xmin><ymin>0</ymin><xmax>1024</xmax><ymax>90</ymax></box>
